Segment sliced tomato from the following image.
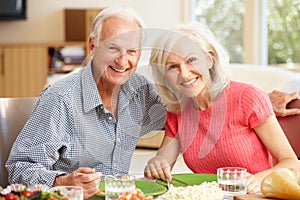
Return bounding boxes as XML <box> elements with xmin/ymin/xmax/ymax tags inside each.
<box><xmin>21</xmin><ymin>190</ymin><xmax>33</xmax><ymax>198</ymax></box>
<box><xmin>47</xmin><ymin>197</ymin><xmax>59</xmax><ymax>200</ymax></box>
<box><xmin>5</xmin><ymin>193</ymin><xmax>15</xmax><ymax>200</ymax></box>
<box><xmin>95</xmin><ymin>189</ymin><xmax>105</xmax><ymax>195</ymax></box>
<box><xmin>11</xmin><ymin>196</ymin><xmax>20</xmax><ymax>200</ymax></box>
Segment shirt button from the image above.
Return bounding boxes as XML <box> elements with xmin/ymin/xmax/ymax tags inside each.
<box><xmin>108</xmin><ymin>116</ymin><xmax>113</xmax><ymax>120</ymax></box>
<box><xmin>117</xmin><ymin>138</ymin><xmax>121</xmax><ymax>142</ymax></box>
<box><xmin>100</xmin><ymin>105</ymin><xmax>104</xmax><ymax>109</ymax></box>
<box><xmin>113</xmin><ymin>163</ymin><xmax>117</xmax><ymax>167</ymax></box>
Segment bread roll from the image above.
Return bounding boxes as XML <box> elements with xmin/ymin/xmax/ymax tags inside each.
<box><xmin>261</xmin><ymin>168</ymin><xmax>300</xmax><ymax>199</ymax></box>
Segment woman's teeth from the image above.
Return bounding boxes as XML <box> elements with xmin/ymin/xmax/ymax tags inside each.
<box><xmin>182</xmin><ymin>78</ymin><xmax>197</xmax><ymax>86</ymax></box>
<box><xmin>110</xmin><ymin>66</ymin><xmax>126</xmax><ymax>72</ymax></box>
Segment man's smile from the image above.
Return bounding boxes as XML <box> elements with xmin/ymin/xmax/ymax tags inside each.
<box><xmin>109</xmin><ymin>66</ymin><xmax>127</xmax><ymax>73</ymax></box>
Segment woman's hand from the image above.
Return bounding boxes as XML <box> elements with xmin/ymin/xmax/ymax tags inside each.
<box><xmin>144</xmin><ymin>155</ymin><xmax>172</xmax><ymax>182</ymax></box>
<box><xmin>54</xmin><ymin>167</ymin><xmax>102</xmax><ymax>199</ymax></box>
<box><xmin>246</xmin><ymin>173</ymin><xmax>261</xmax><ymax>194</ymax></box>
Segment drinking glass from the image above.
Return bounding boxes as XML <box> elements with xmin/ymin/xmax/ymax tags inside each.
<box><xmin>55</xmin><ymin>186</ymin><xmax>84</xmax><ymax>200</ymax></box>
<box><xmin>105</xmin><ymin>174</ymin><xmax>136</xmax><ymax>200</ymax></box>
<box><xmin>217</xmin><ymin>167</ymin><xmax>247</xmax><ymax>199</ymax></box>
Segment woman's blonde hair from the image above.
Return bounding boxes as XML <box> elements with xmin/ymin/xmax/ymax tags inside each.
<box><xmin>150</xmin><ymin>22</ymin><xmax>231</xmax><ymax>113</ymax></box>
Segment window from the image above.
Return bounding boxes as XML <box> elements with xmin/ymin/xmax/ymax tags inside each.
<box><xmin>192</xmin><ymin>0</ymin><xmax>245</xmax><ymax>63</ymax></box>
<box><xmin>191</xmin><ymin>0</ymin><xmax>300</xmax><ymax>66</ymax></box>
<box><xmin>268</xmin><ymin>0</ymin><xmax>300</xmax><ymax>64</ymax></box>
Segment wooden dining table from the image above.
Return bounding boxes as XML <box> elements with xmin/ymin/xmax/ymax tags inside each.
<box><xmin>234</xmin><ymin>194</ymin><xmax>279</xmax><ymax>200</ymax></box>
<box><xmin>88</xmin><ymin>190</ymin><xmax>280</xmax><ymax>200</ymax></box>
<box><xmin>89</xmin><ymin>195</ymin><xmax>279</xmax><ymax>200</ymax></box>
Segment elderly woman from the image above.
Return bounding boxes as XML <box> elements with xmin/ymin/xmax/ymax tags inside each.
<box><xmin>144</xmin><ymin>22</ymin><xmax>300</xmax><ymax>193</ymax></box>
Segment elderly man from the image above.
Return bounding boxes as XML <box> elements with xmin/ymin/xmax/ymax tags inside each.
<box><xmin>6</xmin><ymin>6</ymin><xmax>166</xmax><ymax>198</ymax></box>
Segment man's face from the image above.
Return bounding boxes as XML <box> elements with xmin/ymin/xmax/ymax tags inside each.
<box><xmin>91</xmin><ymin>17</ymin><xmax>142</xmax><ymax>86</ymax></box>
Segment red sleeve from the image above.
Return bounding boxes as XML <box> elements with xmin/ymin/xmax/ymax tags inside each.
<box><xmin>241</xmin><ymin>84</ymin><xmax>274</xmax><ymax>128</ymax></box>
<box><xmin>165</xmin><ymin>111</ymin><xmax>180</xmax><ymax>138</ymax></box>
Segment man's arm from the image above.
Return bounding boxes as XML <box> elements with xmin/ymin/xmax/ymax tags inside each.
<box><xmin>268</xmin><ymin>90</ymin><xmax>300</xmax><ymax>117</ymax></box>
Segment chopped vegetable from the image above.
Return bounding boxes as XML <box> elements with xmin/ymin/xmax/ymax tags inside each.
<box><xmin>118</xmin><ymin>188</ymin><xmax>153</xmax><ymax>200</ymax></box>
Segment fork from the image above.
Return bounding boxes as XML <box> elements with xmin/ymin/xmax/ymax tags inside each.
<box><xmin>167</xmin><ymin>177</ymin><xmax>188</xmax><ymax>187</ymax></box>
<box><xmin>171</xmin><ymin>177</ymin><xmax>188</xmax><ymax>186</ymax></box>
<box><xmin>167</xmin><ymin>178</ymin><xmax>171</xmax><ymax>188</ymax></box>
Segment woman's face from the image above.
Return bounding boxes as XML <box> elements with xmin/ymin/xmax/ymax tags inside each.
<box><xmin>91</xmin><ymin>17</ymin><xmax>141</xmax><ymax>86</ymax></box>
<box><xmin>164</xmin><ymin>40</ymin><xmax>210</xmax><ymax>98</ymax></box>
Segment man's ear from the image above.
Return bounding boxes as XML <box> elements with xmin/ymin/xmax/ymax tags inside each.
<box><xmin>88</xmin><ymin>37</ymin><xmax>95</xmax><ymax>52</ymax></box>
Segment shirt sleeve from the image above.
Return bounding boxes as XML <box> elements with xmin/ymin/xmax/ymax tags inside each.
<box><xmin>165</xmin><ymin>111</ymin><xmax>179</xmax><ymax>138</ymax></box>
<box><xmin>140</xmin><ymin>82</ymin><xmax>166</xmax><ymax>136</ymax></box>
<box><xmin>241</xmin><ymin>84</ymin><xmax>274</xmax><ymax>128</ymax></box>
<box><xmin>5</xmin><ymin>89</ymin><xmax>71</xmax><ymax>186</ymax></box>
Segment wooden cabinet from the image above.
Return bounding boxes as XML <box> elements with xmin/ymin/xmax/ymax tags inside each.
<box><xmin>0</xmin><ymin>9</ymin><xmax>101</xmax><ymax>97</ymax></box>
<box><xmin>47</xmin><ymin>42</ymin><xmax>86</xmax><ymax>73</ymax></box>
<box><xmin>0</xmin><ymin>42</ymin><xmax>88</xmax><ymax>97</ymax></box>
<box><xmin>0</xmin><ymin>48</ymin><xmax>3</xmax><ymax>96</ymax></box>
<box><xmin>0</xmin><ymin>45</ymin><xmax>48</xmax><ymax>97</ymax></box>
<box><xmin>64</xmin><ymin>9</ymin><xmax>103</xmax><ymax>42</ymax></box>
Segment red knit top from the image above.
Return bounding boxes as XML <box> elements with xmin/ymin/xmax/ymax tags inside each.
<box><xmin>165</xmin><ymin>81</ymin><xmax>274</xmax><ymax>174</ymax></box>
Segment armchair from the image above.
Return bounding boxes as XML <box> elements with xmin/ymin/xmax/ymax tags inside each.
<box><xmin>0</xmin><ymin>97</ymin><xmax>37</xmax><ymax>187</ymax></box>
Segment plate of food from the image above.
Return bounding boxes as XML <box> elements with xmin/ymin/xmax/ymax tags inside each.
<box><xmin>157</xmin><ymin>181</ymin><xmax>224</xmax><ymax>200</ymax></box>
<box><xmin>0</xmin><ymin>184</ymin><xmax>68</xmax><ymax>200</ymax></box>
<box><xmin>96</xmin><ymin>180</ymin><xmax>167</xmax><ymax>197</ymax></box>
<box><xmin>156</xmin><ymin>173</ymin><xmax>217</xmax><ymax>187</ymax></box>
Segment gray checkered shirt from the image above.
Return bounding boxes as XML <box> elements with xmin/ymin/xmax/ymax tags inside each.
<box><xmin>6</xmin><ymin>62</ymin><xmax>166</xmax><ymax>187</ymax></box>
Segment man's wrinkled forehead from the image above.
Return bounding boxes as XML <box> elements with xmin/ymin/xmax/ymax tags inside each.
<box><xmin>100</xmin><ymin>29</ymin><xmax>142</xmax><ymax>49</ymax></box>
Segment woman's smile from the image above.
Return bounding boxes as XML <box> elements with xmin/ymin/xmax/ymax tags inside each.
<box><xmin>181</xmin><ymin>77</ymin><xmax>199</xmax><ymax>87</ymax></box>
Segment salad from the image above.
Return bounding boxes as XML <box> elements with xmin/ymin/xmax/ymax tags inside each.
<box><xmin>0</xmin><ymin>184</ymin><xmax>69</xmax><ymax>200</ymax></box>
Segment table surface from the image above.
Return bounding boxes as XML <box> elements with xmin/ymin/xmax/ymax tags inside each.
<box><xmin>90</xmin><ymin>194</ymin><xmax>279</xmax><ymax>200</ymax></box>
<box><xmin>129</xmin><ymin>148</ymin><xmax>192</xmax><ymax>178</ymax></box>
<box><xmin>234</xmin><ymin>194</ymin><xmax>279</xmax><ymax>200</ymax></box>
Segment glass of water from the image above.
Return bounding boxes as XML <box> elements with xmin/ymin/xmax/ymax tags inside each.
<box><xmin>105</xmin><ymin>174</ymin><xmax>136</xmax><ymax>200</ymax></box>
<box><xmin>55</xmin><ymin>186</ymin><xmax>84</xmax><ymax>200</ymax></box>
<box><xmin>217</xmin><ymin>167</ymin><xmax>247</xmax><ymax>199</ymax></box>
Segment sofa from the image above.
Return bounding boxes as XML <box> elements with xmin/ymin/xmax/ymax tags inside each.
<box><xmin>136</xmin><ymin>62</ymin><xmax>300</xmax><ymax>93</ymax></box>
<box><xmin>135</xmin><ymin>63</ymin><xmax>300</xmax><ymax>148</ymax></box>
<box><xmin>46</xmin><ymin>63</ymin><xmax>300</xmax><ymax>148</ymax></box>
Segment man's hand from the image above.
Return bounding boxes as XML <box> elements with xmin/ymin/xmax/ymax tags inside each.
<box><xmin>53</xmin><ymin>167</ymin><xmax>102</xmax><ymax>199</ymax></box>
<box><xmin>268</xmin><ymin>90</ymin><xmax>300</xmax><ymax>117</ymax></box>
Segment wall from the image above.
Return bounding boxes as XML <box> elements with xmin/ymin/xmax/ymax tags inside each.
<box><xmin>0</xmin><ymin>0</ymin><xmax>186</xmax><ymax>44</ymax></box>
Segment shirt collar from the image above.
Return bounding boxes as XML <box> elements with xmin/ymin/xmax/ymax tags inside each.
<box><xmin>81</xmin><ymin>61</ymin><xmax>143</xmax><ymax>113</ymax></box>
<box><xmin>82</xmin><ymin>62</ymin><xmax>102</xmax><ymax>113</ymax></box>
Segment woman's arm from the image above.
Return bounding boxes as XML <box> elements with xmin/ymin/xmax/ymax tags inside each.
<box><xmin>144</xmin><ymin>135</ymin><xmax>181</xmax><ymax>181</ymax></box>
<box><xmin>248</xmin><ymin>115</ymin><xmax>300</xmax><ymax>193</ymax></box>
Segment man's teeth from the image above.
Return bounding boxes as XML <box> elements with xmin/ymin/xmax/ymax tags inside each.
<box><xmin>111</xmin><ymin>66</ymin><xmax>126</xmax><ymax>72</ymax></box>
<box><xmin>182</xmin><ymin>78</ymin><xmax>197</xmax><ymax>86</ymax></box>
